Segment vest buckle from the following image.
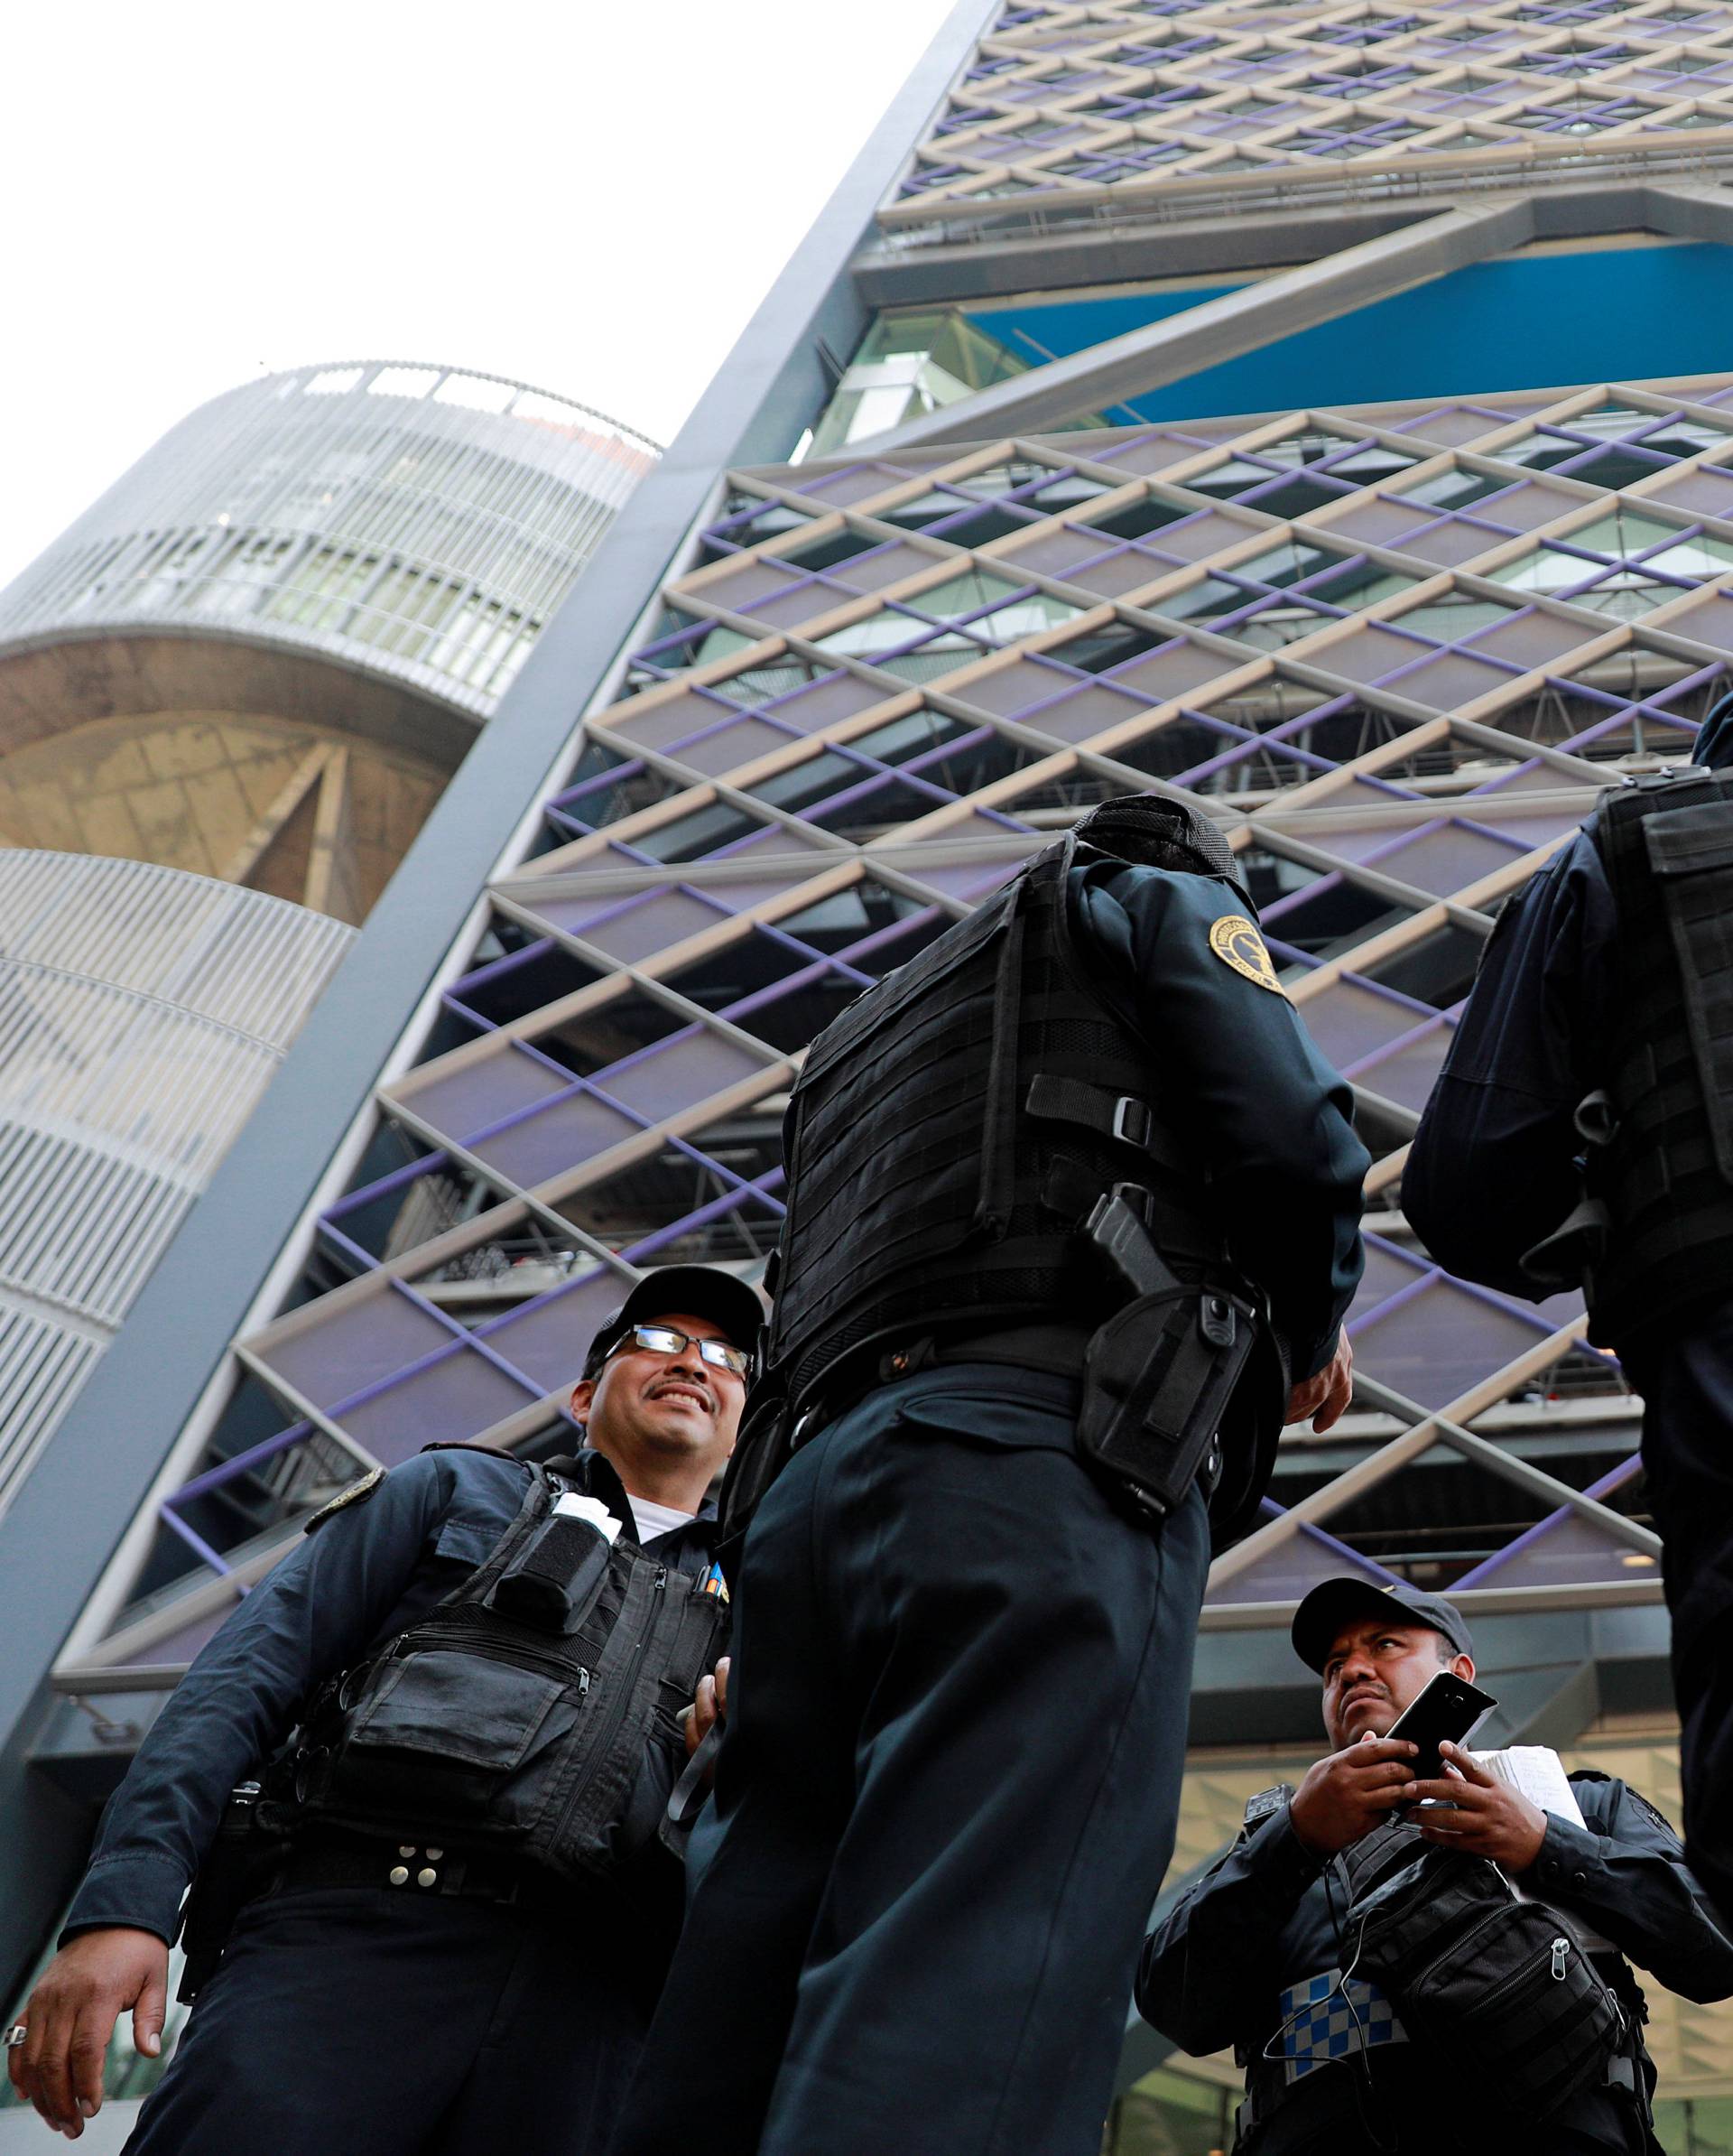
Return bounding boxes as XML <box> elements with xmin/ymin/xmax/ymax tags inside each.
<box><xmin>1111</xmin><ymin>1095</ymin><xmax>1154</xmax><ymax>1149</ymax></box>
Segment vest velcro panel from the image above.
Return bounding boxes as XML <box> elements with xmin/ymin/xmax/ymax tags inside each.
<box><xmin>768</xmin><ymin>835</ymin><xmax>1229</xmax><ymax>1407</ymax></box>
<box><xmin>1589</xmin><ymin>770</ymin><xmax>1733</xmax><ymax>1344</ymax></box>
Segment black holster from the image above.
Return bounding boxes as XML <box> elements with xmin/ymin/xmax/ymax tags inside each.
<box><xmin>1079</xmin><ymin>1283</ymin><xmax>1255</xmax><ymax>1521</ymax></box>
<box><xmin>1079</xmin><ymin>1186</ymin><xmax>1256</xmax><ymax>1522</ymax></box>
<box><xmin>176</xmin><ymin>1782</ymin><xmax>283</xmax><ymax>2003</ymax></box>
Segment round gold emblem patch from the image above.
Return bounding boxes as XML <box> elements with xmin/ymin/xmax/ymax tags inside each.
<box><xmin>1209</xmin><ymin>914</ymin><xmax>1285</xmax><ymax>995</ymax></box>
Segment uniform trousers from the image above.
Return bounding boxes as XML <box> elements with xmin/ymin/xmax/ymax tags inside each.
<box><xmin>607</xmin><ymin>1361</ymin><xmax>1212</xmax><ymax>2156</ymax></box>
<box><xmin>1624</xmin><ymin>1302</ymin><xmax>1733</xmax><ymax>1926</ymax></box>
<box><xmin>122</xmin><ymin>1882</ymin><xmax>649</xmax><ymax>2155</ymax></box>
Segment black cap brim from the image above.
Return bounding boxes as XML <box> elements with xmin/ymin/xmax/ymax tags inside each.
<box><xmin>1291</xmin><ymin>1576</ymin><xmax>1470</xmax><ymax>1674</ymax></box>
<box><xmin>584</xmin><ymin>1265</ymin><xmax>765</xmax><ymax>1380</ymax></box>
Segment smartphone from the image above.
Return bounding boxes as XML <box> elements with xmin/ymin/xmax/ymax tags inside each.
<box><xmin>1385</xmin><ymin>1670</ymin><xmax>1497</xmax><ymax>1781</ymax></box>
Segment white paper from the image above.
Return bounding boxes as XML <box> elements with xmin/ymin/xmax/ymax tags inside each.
<box><xmin>1471</xmin><ymin>1745</ymin><xmax>1587</xmax><ymax>1829</ymax></box>
<box><xmin>552</xmin><ymin>1491</ymin><xmax>622</xmax><ymax>1544</ymax></box>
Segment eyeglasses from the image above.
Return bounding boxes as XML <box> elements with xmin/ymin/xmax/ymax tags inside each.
<box><xmin>605</xmin><ymin>1324</ymin><xmax>751</xmax><ymax>1378</ymax></box>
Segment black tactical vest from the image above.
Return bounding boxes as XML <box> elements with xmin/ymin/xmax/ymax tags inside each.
<box><xmin>1585</xmin><ymin>768</ymin><xmax>1733</xmax><ymax>1346</ymax></box>
<box><xmin>765</xmin><ymin>831</ymin><xmax>1271</xmax><ymax>1454</ymax></box>
<box><xmin>278</xmin><ymin>1468</ymin><xmax>728</xmax><ymax>1882</ymax></box>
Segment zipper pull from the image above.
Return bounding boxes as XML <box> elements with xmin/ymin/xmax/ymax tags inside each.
<box><xmin>578</xmin><ymin>1668</ymin><xmax>590</xmax><ymax>1695</ymax></box>
<box><xmin>1551</xmin><ymin>1938</ymin><xmax>1569</xmax><ymax>1981</ymax></box>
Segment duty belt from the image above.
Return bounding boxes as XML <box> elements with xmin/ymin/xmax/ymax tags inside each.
<box><xmin>271</xmin><ymin>1834</ymin><xmax>563</xmax><ymax>1907</ymax></box>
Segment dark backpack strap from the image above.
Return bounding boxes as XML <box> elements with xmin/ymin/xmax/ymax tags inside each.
<box><xmin>975</xmin><ymin>870</ymin><xmax>1031</xmax><ymax>1240</ymax></box>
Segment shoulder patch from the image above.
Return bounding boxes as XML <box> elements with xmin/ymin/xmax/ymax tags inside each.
<box><xmin>1209</xmin><ymin>914</ymin><xmax>1285</xmax><ymax>996</ymax></box>
<box><xmin>1242</xmin><ymin>1782</ymin><xmax>1294</xmax><ymax>1831</ymax></box>
<box><xmin>304</xmin><ymin>1467</ymin><xmax>385</xmax><ymax>1534</ymax></box>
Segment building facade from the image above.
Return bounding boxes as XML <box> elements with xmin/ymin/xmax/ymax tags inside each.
<box><xmin>0</xmin><ymin>360</ymin><xmax>657</xmax><ymax>923</ymax></box>
<box><xmin>8</xmin><ymin>1</ymin><xmax>1733</xmax><ymax>2145</ymax></box>
<box><xmin>0</xmin><ymin>365</ymin><xmax>655</xmax><ymax>1586</ymax></box>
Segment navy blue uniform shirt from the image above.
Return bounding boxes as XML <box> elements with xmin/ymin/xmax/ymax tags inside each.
<box><xmin>1074</xmin><ymin>859</ymin><xmax>1368</xmax><ymax>1380</ymax></box>
<box><xmin>63</xmin><ymin>1445</ymin><xmax>718</xmax><ymax>1946</ymax></box>
<box><xmin>1404</xmin><ymin>827</ymin><xmax>1615</xmax><ymax>1298</ymax></box>
<box><xmin>1405</xmin><ymin>696</ymin><xmax>1733</xmax><ymax>1300</ymax></box>
<box><xmin>1139</xmin><ymin>1771</ymin><xmax>1733</xmax><ymax>2143</ymax></box>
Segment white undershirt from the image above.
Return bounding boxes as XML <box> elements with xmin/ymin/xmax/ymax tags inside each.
<box><xmin>627</xmin><ymin>1493</ymin><xmax>697</xmax><ymax>1546</ymax></box>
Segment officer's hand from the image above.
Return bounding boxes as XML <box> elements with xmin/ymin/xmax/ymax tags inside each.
<box><xmin>6</xmin><ymin>1928</ymin><xmax>167</xmax><ymax>2137</ymax></box>
<box><xmin>1409</xmin><ymin>1744</ymin><xmax>1549</xmax><ymax>1871</ymax></box>
<box><xmin>1289</xmin><ymin>1733</ymin><xmax>1419</xmax><ymax>1857</ymax></box>
<box><xmin>1284</xmin><ymin>1332</ymin><xmax>1354</xmax><ymax>1434</ymax></box>
<box><xmin>683</xmin><ymin>1655</ymin><xmax>730</xmax><ymax>1763</ymax></box>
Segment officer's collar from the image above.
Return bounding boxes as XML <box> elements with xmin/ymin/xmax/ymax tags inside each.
<box><xmin>571</xmin><ymin>1445</ymin><xmax>720</xmax><ymax>1536</ymax></box>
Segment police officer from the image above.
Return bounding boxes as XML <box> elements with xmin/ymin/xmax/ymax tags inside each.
<box><xmin>5</xmin><ymin>1263</ymin><xmax>761</xmax><ymax>2153</ymax></box>
<box><xmin>607</xmin><ymin>794</ymin><xmax>1368</xmax><ymax>2156</ymax></box>
<box><xmin>1138</xmin><ymin>1576</ymin><xmax>1733</xmax><ymax>2153</ymax></box>
<box><xmin>1404</xmin><ymin>699</ymin><xmax>1733</xmax><ymax>1922</ymax></box>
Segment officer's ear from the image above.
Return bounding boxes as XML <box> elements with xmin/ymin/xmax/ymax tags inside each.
<box><xmin>569</xmin><ymin>1378</ymin><xmax>595</xmax><ymax>1432</ymax></box>
<box><xmin>1450</xmin><ymin>1652</ymin><xmax>1476</xmax><ymax>1683</ymax></box>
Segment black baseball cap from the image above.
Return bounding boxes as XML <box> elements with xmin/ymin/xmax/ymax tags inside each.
<box><xmin>581</xmin><ymin>1265</ymin><xmax>765</xmax><ymax>1381</ymax></box>
<box><xmin>1292</xmin><ymin>1575</ymin><xmax>1475</xmax><ymax>1674</ymax></box>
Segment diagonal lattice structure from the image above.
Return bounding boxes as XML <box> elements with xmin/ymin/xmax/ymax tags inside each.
<box><xmin>894</xmin><ymin>0</ymin><xmax>1733</xmax><ymax>223</ymax></box>
<box><xmin>59</xmin><ymin>369</ymin><xmax>1733</xmax><ymax>1687</ymax></box>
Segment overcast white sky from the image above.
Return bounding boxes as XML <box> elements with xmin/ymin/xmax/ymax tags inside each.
<box><xmin>0</xmin><ymin>1</ymin><xmax>954</xmax><ymax>590</ymax></box>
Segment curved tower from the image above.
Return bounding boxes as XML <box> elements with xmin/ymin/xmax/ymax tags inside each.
<box><xmin>0</xmin><ymin>855</ymin><xmax>353</xmax><ymax>1515</ymax></box>
<box><xmin>0</xmin><ymin>363</ymin><xmax>655</xmax><ymax>1535</ymax></box>
<box><xmin>0</xmin><ymin>361</ymin><xmax>658</xmax><ymax>922</ymax></box>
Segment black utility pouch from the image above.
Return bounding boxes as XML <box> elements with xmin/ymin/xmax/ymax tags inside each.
<box><xmin>1079</xmin><ymin>1283</ymin><xmax>1255</xmax><ymax>1520</ymax></box>
<box><xmin>1339</xmin><ymin>1818</ymin><xmax>1625</xmax><ymax>2122</ymax></box>
<box><xmin>486</xmin><ymin>1510</ymin><xmax>614</xmax><ymax>1633</ymax></box>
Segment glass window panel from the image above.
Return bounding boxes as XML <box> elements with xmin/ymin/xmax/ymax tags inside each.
<box><xmin>1396</xmin><ymin>467</ymin><xmax>1513</xmax><ymax>511</ymax></box>
<box><xmin>748</xmin><ymin>748</ymin><xmax>876</xmax><ymax>817</ymax></box>
<box><xmin>531</xmin><ymin>988</ymin><xmax>689</xmax><ymax>1081</ymax></box>
<box><xmin>337</xmin><ymin>1343</ymin><xmax>537</xmax><ymax>1462</ymax></box>
<box><xmin>1649</xmin><ymin>587</ymin><xmax>1733</xmax><ymax>650</ymax></box>
<box><xmin>1351</xmin><ymin>1273</ymin><xmax>1551</xmax><ymax>1412</ymax></box>
<box><xmin>660</xmin><ymin>929</ymin><xmax>814</xmax><ymax>1015</ymax></box>
<box><xmin>401</xmin><ymin>1043</ymin><xmax>573</xmax><ymax>1144</ymax></box>
<box><xmin>806</xmin><ymin>772</ymin><xmax>968</xmax><ymax>836</ymax></box>
<box><xmin>778</xmin><ymin>878</ymin><xmax>930</xmax><ymax>953</ymax></box>
<box><xmin>468</xmin><ymin>1269</ymin><xmax>656</xmax><ymax>1389</ymax></box>
<box><xmin>736</xmin><ymin>971</ymin><xmax>879</xmax><ymax>1052</ymax></box>
<box><xmin>631</xmin><ymin>799</ymin><xmax>773</xmax><ymax>862</ymax></box>
<box><xmin>1635</xmin><ymin>533</ymin><xmax>1733</xmax><ymax>580</ymax></box>
<box><xmin>1081</xmin><ymin>494</ymin><xmax>1193</xmax><ymax>543</ymax></box>
<box><xmin>1392</xmin><ymin>594</ymin><xmax>1520</xmax><ymax>641</ymax></box>
<box><xmin>449</xmin><ymin>940</ymin><xmax>604</xmax><ymax>1029</ymax></box>
<box><xmin>1487</xmin><ymin>543</ymin><xmax>1606</xmax><ymax>596</ymax></box>
<box><xmin>255</xmin><ymin>1287</ymin><xmax>459</xmax><ymax>1420</ymax></box>
<box><xmin>460</xmin><ymin>1088</ymin><xmax>646</xmax><ymax>1190</ymax></box>
<box><xmin>1246</xmin><ymin>849</ymin><xmax>1414</xmax><ymax>956</ymax></box>
<box><xmin>553</xmin><ymin>1135</ymin><xmax>780</xmax><ymax>1258</ymax></box>
<box><xmin>556</xmin><ymin>763</ymin><xmax>685</xmax><ymax>832</ymax></box>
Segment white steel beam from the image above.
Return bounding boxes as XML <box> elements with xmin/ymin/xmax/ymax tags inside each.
<box><xmin>851</xmin><ymin>198</ymin><xmax>1538</xmax><ymax>452</ymax></box>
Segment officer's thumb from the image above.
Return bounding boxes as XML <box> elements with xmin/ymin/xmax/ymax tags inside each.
<box><xmin>132</xmin><ymin>1964</ymin><xmax>165</xmax><ymax>2059</ymax></box>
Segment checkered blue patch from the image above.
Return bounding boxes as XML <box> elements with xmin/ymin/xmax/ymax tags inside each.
<box><xmin>1275</xmin><ymin>1971</ymin><xmax>1406</xmax><ymax>2083</ymax></box>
